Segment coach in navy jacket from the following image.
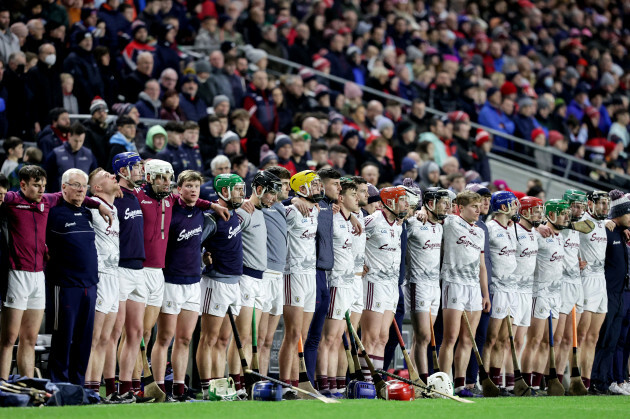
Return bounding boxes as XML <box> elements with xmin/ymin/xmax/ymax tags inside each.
<box><xmin>45</xmin><ymin>128</ymin><xmax>98</xmax><ymax>192</ymax></box>
<box><xmin>591</xmin><ymin>192</ymin><xmax>630</xmax><ymax>393</ymax></box>
<box><xmin>46</xmin><ymin>169</ymin><xmax>98</xmax><ymax>386</ymax></box>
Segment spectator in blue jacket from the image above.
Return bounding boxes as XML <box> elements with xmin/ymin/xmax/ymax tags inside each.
<box><xmin>566</xmin><ymin>82</ymin><xmax>590</xmax><ymax>122</ymax></box>
<box><xmin>513</xmin><ymin>96</ymin><xmax>545</xmax><ymax>156</ymax></box>
<box><xmin>45</xmin><ymin>122</ymin><xmax>97</xmax><ymax>192</ymax></box>
<box><xmin>97</xmin><ymin>0</ymin><xmax>130</xmax><ymax>51</ymax></box>
<box><xmin>135</xmin><ymin>79</ymin><xmax>162</xmax><ymax>119</ymax></box>
<box><xmin>181</xmin><ymin>121</ymin><xmax>203</xmax><ymax>173</ymax></box>
<box><xmin>157</xmin><ymin>121</ymin><xmax>187</xmax><ymax>177</ymax></box>
<box><xmin>477</xmin><ymin>87</ymin><xmax>515</xmax><ymax>150</ymax></box>
<box><xmin>179</xmin><ymin>74</ymin><xmax>207</xmax><ymax>122</ymax></box>
<box><xmin>37</xmin><ymin>107</ymin><xmax>71</xmax><ymax>158</ymax></box>
<box><xmin>62</xmin><ymin>30</ymin><xmax>104</xmax><ymax>113</ymax></box>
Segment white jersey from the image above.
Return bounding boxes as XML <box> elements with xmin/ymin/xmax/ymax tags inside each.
<box><xmin>534</xmin><ymin>232</ymin><xmax>564</xmax><ymax>296</ymax></box>
<box><xmin>440</xmin><ymin>215</ymin><xmax>485</xmax><ymax>286</ymax></box>
<box><xmin>285</xmin><ymin>204</ymin><xmax>319</xmax><ymax>275</ymax></box>
<box><xmin>328</xmin><ymin>211</ymin><xmax>356</xmax><ymax>288</ymax></box>
<box><xmin>405</xmin><ymin>218</ymin><xmax>442</xmax><ymax>285</ymax></box>
<box><xmin>352</xmin><ymin>210</ymin><xmax>366</xmax><ymax>273</ymax></box>
<box><xmin>513</xmin><ymin>223</ymin><xmax>539</xmax><ymax>293</ymax></box>
<box><xmin>89</xmin><ymin>197</ymin><xmax>120</xmax><ymax>275</ymax></box>
<box><xmin>561</xmin><ymin>228</ymin><xmax>581</xmax><ymax>284</ymax></box>
<box><xmin>579</xmin><ymin>212</ymin><xmax>607</xmax><ymax>277</ymax></box>
<box><xmin>364</xmin><ymin>210</ymin><xmax>402</xmax><ymax>283</ymax></box>
<box><xmin>487</xmin><ymin>219</ymin><xmax>518</xmax><ymax>292</ymax></box>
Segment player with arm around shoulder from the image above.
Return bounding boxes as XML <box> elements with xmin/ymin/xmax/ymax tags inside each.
<box><xmin>405</xmin><ymin>187</ymin><xmax>450</xmax><ymax>384</ymax></box>
<box><xmin>437</xmin><ymin>190</ymin><xmax>490</xmax><ymax>396</ymax></box>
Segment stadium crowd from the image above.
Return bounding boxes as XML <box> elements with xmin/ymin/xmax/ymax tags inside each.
<box><xmin>0</xmin><ymin>0</ymin><xmax>630</xmax><ymax>405</ymax></box>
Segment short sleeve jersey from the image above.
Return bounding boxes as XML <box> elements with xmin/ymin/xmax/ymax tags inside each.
<box><xmin>405</xmin><ymin>218</ymin><xmax>443</xmax><ymax>285</ymax></box>
<box><xmin>579</xmin><ymin>212</ymin><xmax>607</xmax><ymax>277</ymax></box>
<box><xmin>89</xmin><ymin>197</ymin><xmax>119</xmax><ymax>275</ymax></box>
<box><xmin>487</xmin><ymin>219</ymin><xmax>517</xmax><ymax>292</ymax></box>
<box><xmin>561</xmin><ymin>228</ymin><xmax>581</xmax><ymax>284</ymax></box>
<box><xmin>364</xmin><ymin>210</ymin><xmax>403</xmax><ymax>284</ymax></box>
<box><xmin>285</xmin><ymin>204</ymin><xmax>319</xmax><ymax>275</ymax></box>
<box><xmin>513</xmin><ymin>222</ymin><xmax>539</xmax><ymax>293</ymax></box>
<box><xmin>328</xmin><ymin>211</ymin><xmax>355</xmax><ymax>288</ymax></box>
<box><xmin>534</xmin><ymin>232</ymin><xmax>564</xmax><ymax>296</ymax></box>
<box><xmin>440</xmin><ymin>215</ymin><xmax>485</xmax><ymax>286</ymax></box>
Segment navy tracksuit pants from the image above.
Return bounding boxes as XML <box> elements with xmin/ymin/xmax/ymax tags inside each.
<box><xmin>592</xmin><ymin>291</ymin><xmax>625</xmax><ymax>389</ymax></box>
<box><xmin>304</xmin><ymin>269</ymin><xmax>330</xmax><ymax>382</ymax></box>
<box><xmin>49</xmin><ymin>285</ymin><xmax>96</xmax><ymax>385</ymax></box>
<box><xmin>612</xmin><ymin>291</ymin><xmax>630</xmax><ymax>383</ymax></box>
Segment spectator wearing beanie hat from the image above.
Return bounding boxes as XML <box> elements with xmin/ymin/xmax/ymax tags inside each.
<box><xmin>393</xmin><ymin>156</ymin><xmax>418</xmax><ymax>186</ymax></box>
<box><xmin>363</xmin><ymin>182</ymin><xmax>382</xmax><ymax>215</ymax></box>
<box><xmin>344</xmin><ymin>82</ymin><xmax>363</xmax><ymax>106</ymax></box>
<box><xmin>83</xmin><ymin>97</ymin><xmax>110</xmax><ymax>167</ymax></box>
<box><xmin>220</xmin><ymin>130</ymin><xmax>241</xmax><ymax>158</ymax></box>
<box><xmin>474</xmin><ymin>129</ymin><xmax>493</xmax><ymax>181</ymax></box>
<box><xmin>259</xmin><ymin>144</ymin><xmax>278</xmax><ymax>170</ymax></box>
<box><xmin>531</xmin><ymin>127</ymin><xmax>552</xmax><ymax>172</ymax></box>
<box><xmin>274</xmin><ymin>134</ymin><xmax>296</xmax><ymax>176</ymax></box>
<box><xmin>500</xmin><ymin>81</ymin><xmax>518</xmax><ymax>100</ymax></box>
<box><xmin>179</xmin><ymin>73</ymin><xmax>207</xmax><ymax>122</ymax></box>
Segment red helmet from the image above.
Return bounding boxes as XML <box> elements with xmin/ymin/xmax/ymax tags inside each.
<box><xmin>384</xmin><ymin>380</ymin><xmax>415</xmax><ymax>401</ymax></box>
<box><xmin>519</xmin><ymin>196</ymin><xmax>544</xmax><ymax>213</ymax></box>
<box><xmin>519</xmin><ymin>196</ymin><xmax>544</xmax><ymax>227</ymax></box>
<box><xmin>380</xmin><ymin>186</ymin><xmax>409</xmax><ymax>219</ymax></box>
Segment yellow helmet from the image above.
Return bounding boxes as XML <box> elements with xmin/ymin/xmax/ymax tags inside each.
<box><xmin>290</xmin><ymin>170</ymin><xmax>324</xmax><ymax>201</ymax></box>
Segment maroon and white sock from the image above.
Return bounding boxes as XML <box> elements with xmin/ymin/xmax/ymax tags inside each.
<box><xmin>336</xmin><ymin>376</ymin><xmax>346</xmax><ymax>390</ymax></box>
<box><xmin>420</xmin><ymin>373</ymin><xmax>429</xmax><ymax>384</ymax></box>
<box><xmin>316</xmin><ymin>375</ymin><xmax>328</xmax><ymax>391</ymax></box>
<box><xmin>328</xmin><ymin>377</ymin><xmax>337</xmax><ymax>391</ymax></box>
<box><xmin>522</xmin><ymin>372</ymin><xmax>532</xmax><ymax>386</ymax></box>
<box><xmin>359</xmin><ymin>358</ymin><xmax>373</xmax><ymax>382</ymax></box>
<box><xmin>230</xmin><ymin>374</ymin><xmax>242</xmax><ymax>391</ymax></box>
<box><xmin>505</xmin><ymin>373</ymin><xmax>515</xmax><ymax>389</ymax></box>
<box><xmin>132</xmin><ymin>379</ymin><xmax>141</xmax><ymax>392</ymax></box>
<box><xmin>454</xmin><ymin>377</ymin><xmax>466</xmax><ymax>390</ymax></box>
<box><xmin>581</xmin><ymin>377</ymin><xmax>590</xmax><ymax>389</ymax></box>
<box><xmin>156</xmin><ymin>381</ymin><xmax>166</xmax><ymax>393</ymax></box>
<box><xmin>105</xmin><ymin>378</ymin><xmax>117</xmax><ymax>396</ymax></box>
<box><xmin>119</xmin><ymin>380</ymin><xmax>132</xmax><ymax>395</ymax></box>
<box><xmin>291</xmin><ymin>380</ymin><xmax>299</xmax><ymax>388</ymax></box>
<box><xmin>532</xmin><ymin>372</ymin><xmax>543</xmax><ymax>389</ymax></box>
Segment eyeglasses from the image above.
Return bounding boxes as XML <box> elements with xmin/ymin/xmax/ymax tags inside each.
<box><xmin>65</xmin><ymin>182</ymin><xmax>89</xmax><ymax>191</ymax></box>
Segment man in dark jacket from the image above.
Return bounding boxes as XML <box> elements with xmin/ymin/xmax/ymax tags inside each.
<box><xmin>428</xmin><ymin>72</ymin><xmax>457</xmax><ymax>113</ymax></box>
<box><xmin>288</xmin><ymin>23</ymin><xmax>312</xmax><ymax>66</ymax></box>
<box><xmin>38</xmin><ymin>108</ymin><xmax>71</xmax><ymax>158</ymax></box>
<box><xmin>122</xmin><ymin>52</ymin><xmax>153</xmax><ymax>103</ymax></box>
<box><xmin>450</xmin><ymin>111</ymin><xmax>476</xmax><ymax>172</ymax></box>
<box><xmin>157</xmin><ymin>121</ymin><xmax>187</xmax><ymax>177</ymax></box>
<box><xmin>45</xmin><ymin>123</ymin><xmax>97</xmax><ymax>192</ymax></box>
<box><xmin>98</xmin><ymin>0</ymin><xmax>130</xmax><ymax>51</ymax></box>
<box><xmin>153</xmin><ymin>20</ymin><xmax>181</xmax><ymax>79</ymax></box>
<box><xmin>325</xmin><ymin>34</ymin><xmax>353</xmax><ymax>81</ymax></box>
<box><xmin>590</xmin><ymin>191</ymin><xmax>630</xmax><ymax>394</ymax></box>
<box><xmin>27</xmin><ymin>43</ymin><xmax>62</xmax><ymax>128</ymax></box>
<box><xmin>63</xmin><ymin>31</ymin><xmax>104</xmax><ymax>113</ymax></box>
<box><xmin>83</xmin><ymin>97</ymin><xmax>111</xmax><ymax>168</ymax></box>
<box><xmin>208</xmin><ymin>51</ymin><xmax>235</xmax><ymax>107</ymax></box>
<box><xmin>47</xmin><ymin>168</ymin><xmax>99</xmax><ymax>385</ymax></box>
<box><xmin>178</xmin><ymin>74</ymin><xmax>207</xmax><ymax>122</ymax></box>
<box><xmin>135</xmin><ymin>79</ymin><xmax>162</xmax><ymax>119</ymax></box>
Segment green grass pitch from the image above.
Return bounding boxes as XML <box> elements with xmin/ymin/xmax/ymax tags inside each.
<box><xmin>4</xmin><ymin>397</ymin><xmax>630</xmax><ymax>419</ymax></box>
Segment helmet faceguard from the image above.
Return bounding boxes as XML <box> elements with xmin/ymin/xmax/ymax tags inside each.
<box><xmin>587</xmin><ymin>190</ymin><xmax>610</xmax><ymax>220</ymax></box>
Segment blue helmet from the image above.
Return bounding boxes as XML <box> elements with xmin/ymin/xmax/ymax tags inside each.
<box><xmin>490</xmin><ymin>191</ymin><xmax>518</xmax><ymax>213</ymax></box>
<box><xmin>112</xmin><ymin>152</ymin><xmax>143</xmax><ymax>185</ymax></box>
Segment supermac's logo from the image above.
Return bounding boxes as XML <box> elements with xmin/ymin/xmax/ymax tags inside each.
<box><xmin>590</xmin><ymin>233</ymin><xmax>606</xmax><ymax>243</ymax></box>
<box><xmin>301</xmin><ymin>231</ymin><xmax>317</xmax><ymax>239</ymax></box>
<box><xmin>124</xmin><ymin>208</ymin><xmax>143</xmax><ymax>220</ymax></box>
<box><xmin>228</xmin><ymin>224</ymin><xmax>242</xmax><ymax>239</ymax></box>
<box><xmin>456</xmin><ymin>236</ymin><xmax>481</xmax><ymax>250</ymax></box>
<box><xmin>422</xmin><ymin>240</ymin><xmax>441</xmax><ymax>250</ymax></box>
<box><xmin>550</xmin><ymin>252</ymin><xmax>564</xmax><ymax>262</ymax></box>
<box><xmin>177</xmin><ymin>226</ymin><xmax>202</xmax><ymax>241</ymax></box>
<box><xmin>519</xmin><ymin>248</ymin><xmax>537</xmax><ymax>258</ymax></box>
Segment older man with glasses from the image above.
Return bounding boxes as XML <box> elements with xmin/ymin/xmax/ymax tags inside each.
<box><xmin>46</xmin><ymin>168</ymin><xmax>100</xmax><ymax>385</ymax></box>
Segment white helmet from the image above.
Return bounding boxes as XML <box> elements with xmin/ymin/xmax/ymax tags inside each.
<box><xmin>427</xmin><ymin>372</ymin><xmax>453</xmax><ymax>399</ymax></box>
<box><xmin>144</xmin><ymin>159</ymin><xmax>174</xmax><ymax>183</ymax></box>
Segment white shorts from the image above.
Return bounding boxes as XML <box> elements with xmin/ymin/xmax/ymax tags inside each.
<box><xmin>119</xmin><ymin>267</ymin><xmax>147</xmax><ymax>304</ymax></box>
<box><xmin>200</xmin><ymin>276</ymin><xmax>241</xmax><ymax>317</ymax></box>
<box><xmin>238</xmin><ymin>274</ymin><xmax>265</xmax><ymax>311</ymax></box>
<box><xmin>263</xmin><ymin>270</ymin><xmax>283</xmax><ymax>316</ymax></box>
<box><xmin>441</xmin><ymin>282</ymin><xmax>482</xmax><ymax>312</ymax></box>
<box><xmin>3</xmin><ymin>270</ymin><xmax>45</xmax><ymax>310</ymax></box>
<box><xmin>513</xmin><ymin>293</ymin><xmax>533</xmax><ymax>327</ymax></box>
<box><xmin>559</xmin><ymin>281</ymin><xmax>584</xmax><ymax>315</ymax></box>
<box><xmin>284</xmin><ymin>273</ymin><xmax>316</xmax><ymax>313</ymax></box>
<box><xmin>350</xmin><ymin>274</ymin><xmax>364</xmax><ymax>314</ymax></box>
<box><xmin>95</xmin><ymin>271</ymin><xmax>119</xmax><ymax>314</ymax></box>
<box><xmin>581</xmin><ymin>275</ymin><xmax>608</xmax><ymax>314</ymax></box>
<box><xmin>363</xmin><ymin>279</ymin><xmax>398</xmax><ymax>314</ymax></box>
<box><xmin>490</xmin><ymin>290</ymin><xmax>520</xmax><ymax>320</ymax></box>
<box><xmin>162</xmin><ymin>282</ymin><xmax>201</xmax><ymax>315</ymax></box>
<box><xmin>532</xmin><ymin>294</ymin><xmax>560</xmax><ymax>319</ymax></box>
<box><xmin>327</xmin><ymin>286</ymin><xmax>353</xmax><ymax>320</ymax></box>
<box><xmin>144</xmin><ymin>267</ymin><xmax>165</xmax><ymax>307</ymax></box>
<box><xmin>404</xmin><ymin>282</ymin><xmax>440</xmax><ymax>314</ymax></box>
